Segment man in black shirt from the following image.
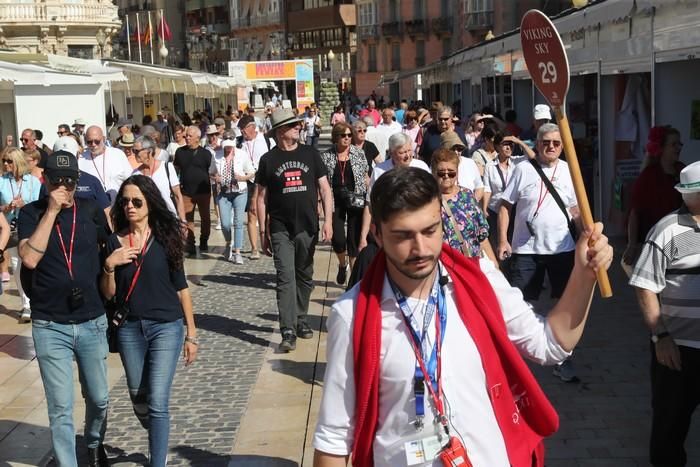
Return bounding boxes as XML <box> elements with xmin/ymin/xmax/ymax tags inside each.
<box><xmin>174</xmin><ymin>126</ymin><xmax>213</xmax><ymax>254</ymax></box>
<box><xmin>18</xmin><ymin>151</ymin><xmax>111</xmax><ymax>467</ymax></box>
<box><xmin>256</xmin><ymin>108</ymin><xmax>333</xmax><ymax>352</ymax></box>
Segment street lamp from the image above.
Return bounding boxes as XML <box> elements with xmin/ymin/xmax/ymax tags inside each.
<box><xmin>327</xmin><ymin>49</ymin><xmax>335</xmax><ymax>83</ymax></box>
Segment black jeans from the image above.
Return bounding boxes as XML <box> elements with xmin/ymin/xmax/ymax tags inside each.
<box><xmin>331</xmin><ymin>200</ymin><xmax>364</xmax><ymax>258</ymax></box>
<box><xmin>509</xmin><ymin>251</ymin><xmax>574</xmax><ymax>301</ymax></box>
<box><xmin>650</xmin><ymin>344</ymin><xmax>700</xmax><ymax>466</ymax></box>
<box><xmin>270</xmin><ymin>230</ymin><xmax>317</xmax><ymax>333</ymax></box>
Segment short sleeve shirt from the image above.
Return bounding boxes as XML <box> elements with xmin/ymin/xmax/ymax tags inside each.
<box><xmin>133</xmin><ymin>162</ymin><xmax>180</xmax><ymax>216</ymax></box>
<box><xmin>17</xmin><ymin>199</ymin><xmax>109</xmax><ymax>323</ymax></box>
<box><xmin>105</xmin><ymin>234</ymin><xmax>187</xmax><ymax>322</ymax></box>
<box><xmin>255</xmin><ymin>144</ymin><xmax>327</xmax><ymax>236</ymax></box>
<box><xmin>441</xmin><ymin>188</ymin><xmax>489</xmax><ymax>256</ymax></box>
<box><xmin>78</xmin><ymin>146</ymin><xmax>133</xmax><ymax>203</ymax></box>
<box><xmin>0</xmin><ymin>173</ymin><xmax>42</xmax><ymax>223</ymax></box>
<box><xmin>173</xmin><ymin>146</ymin><xmax>213</xmax><ymax>196</ymax></box>
<box><xmin>501</xmin><ymin>159</ymin><xmax>577</xmax><ymax>254</ymax></box>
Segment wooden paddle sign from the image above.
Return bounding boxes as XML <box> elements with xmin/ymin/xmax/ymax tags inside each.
<box><xmin>520</xmin><ymin>10</ymin><xmax>612</xmax><ymax>298</ymax></box>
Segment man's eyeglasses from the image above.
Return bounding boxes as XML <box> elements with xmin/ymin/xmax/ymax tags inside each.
<box><xmin>2</xmin><ymin>159</ymin><xmax>13</xmax><ymax>164</ymax></box>
<box><xmin>540</xmin><ymin>139</ymin><xmax>562</xmax><ymax>148</ymax></box>
<box><xmin>437</xmin><ymin>170</ymin><xmax>457</xmax><ymax>179</ymax></box>
<box><xmin>49</xmin><ymin>175</ymin><xmax>78</xmax><ymax>188</ymax></box>
<box><xmin>20</xmin><ymin>138</ymin><xmax>30</xmax><ymax>143</ymax></box>
<box><xmin>86</xmin><ymin>139</ymin><xmax>102</xmax><ymax>146</ymax></box>
<box><xmin>119</xmin><ymin>197</ymin><xmax>144</xmax><ymax>209</ymax></box>
<box><xmin>355</xmin><ymin>129</ymin><xmax>367</xmax><ymax>133</ymax></box>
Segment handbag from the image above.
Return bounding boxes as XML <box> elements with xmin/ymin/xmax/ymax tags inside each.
<box><xmin>529</xmin><ymin>159</ymin><xmax>579</xmax><ymax>242</ymax></box>
<box><xmin>338</xmin><ymin>186</ymin><xmax>366</xmax><ymax>210</ymax></box>
<box><xmin>105</xmin><ymin>236</ymin><xmax>154</xmax><ymax>353</ymax></box>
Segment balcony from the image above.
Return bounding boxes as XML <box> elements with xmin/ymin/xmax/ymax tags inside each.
<box><xmin>381</xmin><ymin>21</ymin><xmax>403</xmax><ymax>38</ymax></box>
<box><xmin>405</xmin><ymin>19</ymin><xmax>427</xmax><ymax>37</ymax></box>
<box><xmin>431</xmin><ymin>17</ymin><xmax>452</xmax><ymax>35</ymax></box>
<box><xmin>287</xmin><ymin>4</ymin><xmax>355</xmax><ymax>33</ymax></box>
<box><xmin>465</xmin><ymin>11</ymin><xmax>493</xmax><ymax>31</ymax></box>
<box><xmin>0</xmin><ymin>1</ymin><xmax>120</xmax><ymax>26</ymax></box>
<box><xmin>358</xmin><ymin>24</ymin><xmax>378</xmax><ymax>41</ymax></box>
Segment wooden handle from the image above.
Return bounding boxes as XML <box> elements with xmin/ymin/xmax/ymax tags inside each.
<box><xmin>554</xmin><ymin>107</ymin><xmax>613</xmax><ymax>298</ymax></box>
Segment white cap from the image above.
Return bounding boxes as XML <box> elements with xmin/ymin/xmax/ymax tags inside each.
<box><xmin>221</xmin><ymin>139</ymin><xmax>236</xmax><ymax>149</ymax></box>
<box><xmin>533</xmin><ymin>104</ymin><xmax>551</xmax><ymax>121</ymax></box>
<box><xmin>53</xmin><ymin>136</ymin><xmax>80</xmax><ymax>156</ymax></box>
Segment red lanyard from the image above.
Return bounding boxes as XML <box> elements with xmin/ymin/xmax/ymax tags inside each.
<box><xmin>337</xmin><ymin>158</ymin><xmax>348</xmax><ymax>185</ymax></box>
<box><xmin>91</xmin><ymin>152</ymin><xmax>107</xmax><ymax>190</ymax></box>
<box><xmin>55</xmin><ymin>203</ymin><xmax>77</xmax><ymax>280</ymax></box>
<box><xmin>245</xmin><ymin>140</ymin><xmax>256</xmax><ymax>163</ymax></box>
<box><xmin>533</xmin><ymin>161</ymin><xmax>558</xmax><ymax>218</ymax></box>
<box><xmin>125</xmin><ymin>230</ymin><xmax>151</xmax><ymax>302</ymax></box>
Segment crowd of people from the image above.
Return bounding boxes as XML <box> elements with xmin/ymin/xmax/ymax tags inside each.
<box><xmin>0</xmin><ymin>89</ymin><xmax>696</xmax><ymax>467</ymax></box>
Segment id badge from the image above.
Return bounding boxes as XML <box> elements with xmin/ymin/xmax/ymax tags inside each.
<box><xmin>404</xmin><ymin>434</ymin><xmax>449</xmax><ymax>466</ymax></box>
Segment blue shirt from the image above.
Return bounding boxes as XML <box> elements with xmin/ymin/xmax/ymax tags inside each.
<box><xmin>395</xmin><ymin>109</ymin><xmax>405</xmax><ymax>125</ymax></box>
<box><xmin>0</xmin><ymin>173</ymin><xmax>42</xmax><ymax>223</ymax></box>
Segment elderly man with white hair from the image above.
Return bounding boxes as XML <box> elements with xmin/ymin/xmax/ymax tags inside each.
<box><xmin>358</xmin><ymin>132</ymin><xmax>430</xmax><ymax>252</ymax></box>
<box><xmin>363</xmin><ymin>116</ymin><xmax>388</xmax><ymax>163</ymax></box>
<box><xmin>630</xmin><ymin>160</ymin><xmax>700</xmax><ymax>467</ymax></box>
<box><xmin>78</xmin><ymin>125</ymin><xmax>133</xmax><ymax>204</ymax></box>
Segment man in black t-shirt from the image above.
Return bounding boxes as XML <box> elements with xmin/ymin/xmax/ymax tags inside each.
<box><xmin>256</xmin><ymin>108</ymin><xmax>333</xmax><ymax>352</ymax></box>
<box><xmin>18</xmin><ymin>151</ymin><xmax>111</xmax><ymax>467</ymax></box>
<box><xmin>174</xmin><ymin>126</ymin><xmax>213</xmax><ymax>254</ymax></box>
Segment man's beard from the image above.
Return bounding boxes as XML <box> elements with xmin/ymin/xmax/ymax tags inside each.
<box><xmin>385</xmin><ymin>251</ymin><xmax>438</xmax><ymax>281</ymax></box>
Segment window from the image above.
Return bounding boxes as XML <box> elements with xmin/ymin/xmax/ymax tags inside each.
<box><xmin>388</xmin><ymin>0</ymin><xmax>399</xmax><ymax>22</ymax></box>
<box><xmin>414</xmin><ymin>0</ymin><xmax>425</xmax><ymax>20</ymax></box>
<box><xmin>415</xmin><ymin>39</ymin><xmax>425</xmax><ymax>67</ymax></box>
<box><xmin>368</xmin><ymin>44</ymin><xmax>377</xmax><ymax>72</ymax></box>
<box><xmin>359</xmin><ymin>2</ymin><xmax>377</xmax><ymax>25</ymax></box>
<box><xmin>440</xmin><ymin>0</ymin><xmax>451</xmax><ymax>16</ymax></box>
<box><xmin>68</xmin><ymin>45</ymin><xmax>94</xmax><ymax>60</ymax></box>
<box><xmin>465</xmin><ymin>0</ymin><xmax>493</xmax><ymax>13</ymax></box>
<box><xmin>391</xmin><ymin>42</ymin><xmax>401</xmax><ymax>71</ymax></box>
<box><xmin>442</xmin><ymin>38</ymin><xmax>451</xmax><ymax>58</ymax></box>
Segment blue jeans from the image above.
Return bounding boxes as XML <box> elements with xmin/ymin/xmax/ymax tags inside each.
<box><xmin>32</xmin><ymin>314</ymin><xmax>109</xmax><ymax>467</ymax></box>
<box><xmin>509</xmin><ymin>251</ymin><xmax>575</xmax><ymax>301</ymax></box>
<box><xmin>217</xmin><ymin>191</ymin><xmax>247</xmax><ymax>250</ymax></box>
<box><xmin>118</xmin><ymin>318</ymin><xmax>184</xmax><ymax>467</ymax></box>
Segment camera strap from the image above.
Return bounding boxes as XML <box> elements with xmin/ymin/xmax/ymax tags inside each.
<box><xmin>55</xmin><ymin>202</ymin><xmax>77</xmax><ymax>280</ymax></box>
<box><xmin>125</xmin><ymin>232</ymin><xmax>154</xmax><ymax>303</ymax></box>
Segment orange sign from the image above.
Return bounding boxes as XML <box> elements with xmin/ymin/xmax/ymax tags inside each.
<box><xmin>245</xmin><ymin>61</ymin><xmax>297</xmax><ymax>80</ymax></box>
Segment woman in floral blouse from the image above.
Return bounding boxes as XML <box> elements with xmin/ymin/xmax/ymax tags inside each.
<box><xmin>431</xmin><ymin>148</ymin><xmax>497</xmax><ymax>263</ymax></box>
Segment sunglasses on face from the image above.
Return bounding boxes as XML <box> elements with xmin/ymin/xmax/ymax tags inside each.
<box><xmin>438</xmin><ymin>118</ymin><xmax>451</xmax><ymax>122</ymax></box>
<box><xmin>49</xmin><ymin>175</ymin><xmax>78</xmax><ymax>188</ymax></box>
<box><xmin>119</xmin><ymin>197</ymin><xmax>144</xmax><ymax>209</ymax></box>
<box><xmin>437</xmin><ymin>170</ymin><xmax>457</xmax><ymax>179</ymax></box>
<box><xmin>452</xmin><ymin>146</ymin><xmax>466</xmax><ymax>152</ymax></box>
<box><xmin>2</xmin><ymin>159</ymin><xmax>13</xmax><ymax>164</ymax></box>
<box><xmin>57</xmin><ymin>131</ymin><xmax>68</xmax><ymax>136</ymax></box>
<box><xmin>20</xmin><ymin>138</ymin><xmax>30</xmax><ymax>143</ymax></box>
<box><xmin>355</xmin><ymin>129</ymin><xmax>366</xmax><ymax>133</ymax></box>
<box><xmin>339</xmin><ymin>133</ymin><xmax>353</xmax><ymax>138</ymax></box>
<box><xmin>540</xmin><ymin>139</ymin><xmax>562</xmax><ymax>148</ymax></box>
<box><xmin>86</xmin><ymin>139</ymin><xmax>102</xmax><ymax>146</ymax></box>
<box><xmin>499</xmin><ymin>142</ymin><xmax>514</xmax><ymax>148</ymax></box>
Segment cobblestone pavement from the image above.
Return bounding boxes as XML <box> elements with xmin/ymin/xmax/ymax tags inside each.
<box><xmin>99</xmin><ymin>250</ymin><xmax>279</xmax><ymax>467</ymax></box>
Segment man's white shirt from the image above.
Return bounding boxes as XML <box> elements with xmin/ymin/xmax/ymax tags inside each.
<box><xmin>367</xmin><ymin>158</ymin><xmax>431</xmax><ymax>201</ymax></box>
<box><xmin>483</xmin><ymin>156</ymin><xmax>527</xmax><ymax>212</ymax></box>
<box><xmin>366</xmin><ymin>126</ymin><xmax>389</xmax><ymax>163</ymax></box>
<box><xmin>500</xmin><ymin>159</ymin><xmax>577</xmax><ymax>255</ymax></box>
<box><xmin>133</xmin><ymin>162</ymin><xmax>180</xmax><ymax>216</ymax></box>
<box><xmin>457</xmin><ymin>157</ymin><xmax>484</xmax><ymax>193</ymax></box>
<box><xmin>313</xmin><ymin>258</ymin><xmax>569</xmax><ymax>466</ymax></box>
<box><xmin>79</xmin><ymin>146</ymin><xmax>132</xmax><ymax>203</ymax></box>
<box><xmin>241</xmin><ymin>131</ymin><xmax>275</xmax><ymax>170</ymax></box>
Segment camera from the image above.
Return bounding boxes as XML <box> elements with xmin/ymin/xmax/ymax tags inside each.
<box><xmin>110</xmin><ymin>303</ymin><xmax>129</xmax><ymax>327</ymax></box>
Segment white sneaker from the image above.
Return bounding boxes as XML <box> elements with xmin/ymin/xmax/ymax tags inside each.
<box><xmin>227</xmin><ymin>250</ymin><xmax>236</xmax><ymax>262</ymax></box>
<box><xmin>215</xmin><ymin>221</ymin><xmax>222</xmax><ymax>230</ymax></box>
<box><xmin>234</xmin><ymin>252</ymin><xmax>244</xmax><ymax>265</ymax></box>
<box><xmin>19</xmin><ymin>308</ymin><xmax>31</xmax><ymax>323</ymax></box>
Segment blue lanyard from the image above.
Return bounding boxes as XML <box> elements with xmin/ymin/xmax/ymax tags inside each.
<box><xmin>390</xmin><ymin>271</ymin><xmax>447</xmax><ymax>426</ymax></box>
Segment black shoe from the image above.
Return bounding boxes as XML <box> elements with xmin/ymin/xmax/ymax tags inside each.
<box><xmin>297</xmin><ymin>322</ymin><xmax>313</xmax><ymax>339</ymax></box>
<box><xmin>279</xmin><ymin>328</ymin><xmax>297</xmax><ymax>352</ymax></box>
<box><xmin>336</xmin><ymin>263</ymin><xmax>348</xmax><ymax>285</ymax></box>
<box><xmin>199</xmin><ymin>240</ymin><xmax>209</xmax><ymax>252</ymax></box>
<box><xmin>87</xmin><ymin>444</ymin><xmax>109</xmax><ymax>467</ymax></box>
<box><xmin>185</xmin><ymin>244</ymin><xmax>196</xmax><ymax>256</ymax></box>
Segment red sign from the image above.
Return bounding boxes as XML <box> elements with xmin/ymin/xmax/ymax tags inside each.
<box><xmin>520</xmin><ymin>10</ymin><xmax>570</xmax><ymax>107</ymax></box>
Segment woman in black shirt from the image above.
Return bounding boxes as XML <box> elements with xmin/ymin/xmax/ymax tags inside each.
<box><xmin>100</xmin><ymin>175</ymin><xmax>197</xmax><ymax>467</ymax></box>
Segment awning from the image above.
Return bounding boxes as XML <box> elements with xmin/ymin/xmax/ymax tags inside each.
<box><xmin>553</xmin><ymin>0</ymin><xmax>635</xmax><ymax>35</ymax></box>
<box><xmin>378</xmin><ymin>71</ymin><xmax>400</xmax><ymax>86</ymax></box>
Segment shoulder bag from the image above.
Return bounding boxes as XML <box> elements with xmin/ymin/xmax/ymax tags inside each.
<box><xmin>440</xmin><ymin>196</ymin><xmax>471</xmax><ymax>256</ymax></box>
<box><xmin>529</xmin><ymin>159</ymin><xmax>579</xmax><ymax>241</ymax></box>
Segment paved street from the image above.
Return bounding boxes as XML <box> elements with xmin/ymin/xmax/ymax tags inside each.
<box><xmin>1</xmin><ymin>149</ymin><xmax>699</xmax><ymax>465</ymax></box>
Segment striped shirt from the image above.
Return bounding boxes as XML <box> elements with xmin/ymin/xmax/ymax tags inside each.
<box><xmin>629</xmin><ymin>206</ymin><xmax>700</xmax><ymax>349</ymax></box>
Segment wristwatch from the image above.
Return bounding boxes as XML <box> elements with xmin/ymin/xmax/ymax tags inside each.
<box><xmin>651</xmin><ymin>332</ymin><xmax>670</xmax><ymax>343</ymax></box>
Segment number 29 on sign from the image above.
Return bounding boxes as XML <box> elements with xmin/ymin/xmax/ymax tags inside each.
<box><xmin>538</xmin><ymin>61</ymin><xmax>557</xmax><ymax>84</ymax></box>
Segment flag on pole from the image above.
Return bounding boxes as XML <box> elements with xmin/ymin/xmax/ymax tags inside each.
<box><xmin>142</xmin><ymin>19</ymin><xmax>152</xmax><ymax>45</ymax></box>
<box><xmin>157</xmin><ymin>13</ymin><xmax>172</xmax><ymax>41</ymax></box>
<box><xmin>126</xmin><ymin>14</ymin><xmax>132</xmax><ymax>61</ymax></box>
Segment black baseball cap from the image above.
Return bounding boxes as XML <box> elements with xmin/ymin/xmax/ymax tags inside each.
<box><xmin>45</xmin><ymin>150</ymin><xmax>79</xmax><ymax>178</ymax></box>
<box><xmin>237</xmin><ymin>115</ymin><xmax>256</xmax><ymax>130</ymax></box>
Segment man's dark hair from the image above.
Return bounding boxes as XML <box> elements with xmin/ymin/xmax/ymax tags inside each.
<box><xmin>370</xmin><ymin>167</ymin><xmax>439</xmax><ymax>226</ymax></box>
<box><xmin>34</xmin><ymin>129</ymin><xmax>43</xmax><ymax>140</ymax></box>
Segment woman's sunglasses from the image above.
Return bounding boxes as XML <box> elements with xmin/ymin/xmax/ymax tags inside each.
<box><xmin>119</xmin><ymin>197</ymin><xmax>144</xmax><ymax>209</ymax></box>
<box><xmin>436</xmin><ymin>170</ymin><xmax>457</xmax><ymax>179</ymax></box>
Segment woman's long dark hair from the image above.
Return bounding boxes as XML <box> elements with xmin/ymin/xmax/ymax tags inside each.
<box><xmin>111</xmin><ymin>175</ymin><xmax>184</xmax><ymax>271</ymax></box>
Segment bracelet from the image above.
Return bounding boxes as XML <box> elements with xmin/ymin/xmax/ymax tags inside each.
<box><xmin>103</xmin><ymin>265</ymin><xmax>115</xmax><ymax>274</ymax></box>
<box><xmin>26</xmin><ymin>241</ymin><xmax>46</xmax><ymax>254</ymax></box>
<box><xmin>185</xmin><ymin>335</ymin><xmax>199</xmax><ymax>345</ymax></box>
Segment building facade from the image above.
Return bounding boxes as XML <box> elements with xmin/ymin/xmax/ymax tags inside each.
<box><xmin>354</xmin><ymin>0</ymin><xmax>571</xmax><ymax>103</ymax></box>
<box><xmin>185</xmin><ymin>0</ymin><xmax>231</xmax><ymax>74</ymax></box>
<box><xmin>229</xmin><ymin>0</ymin><xmax>284</xmax><ymax>62</ymax></box>
<box><xmin>0</xmin><ymin>0</ymin><xmax>121</xmax><ymax>59</ymax></box>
